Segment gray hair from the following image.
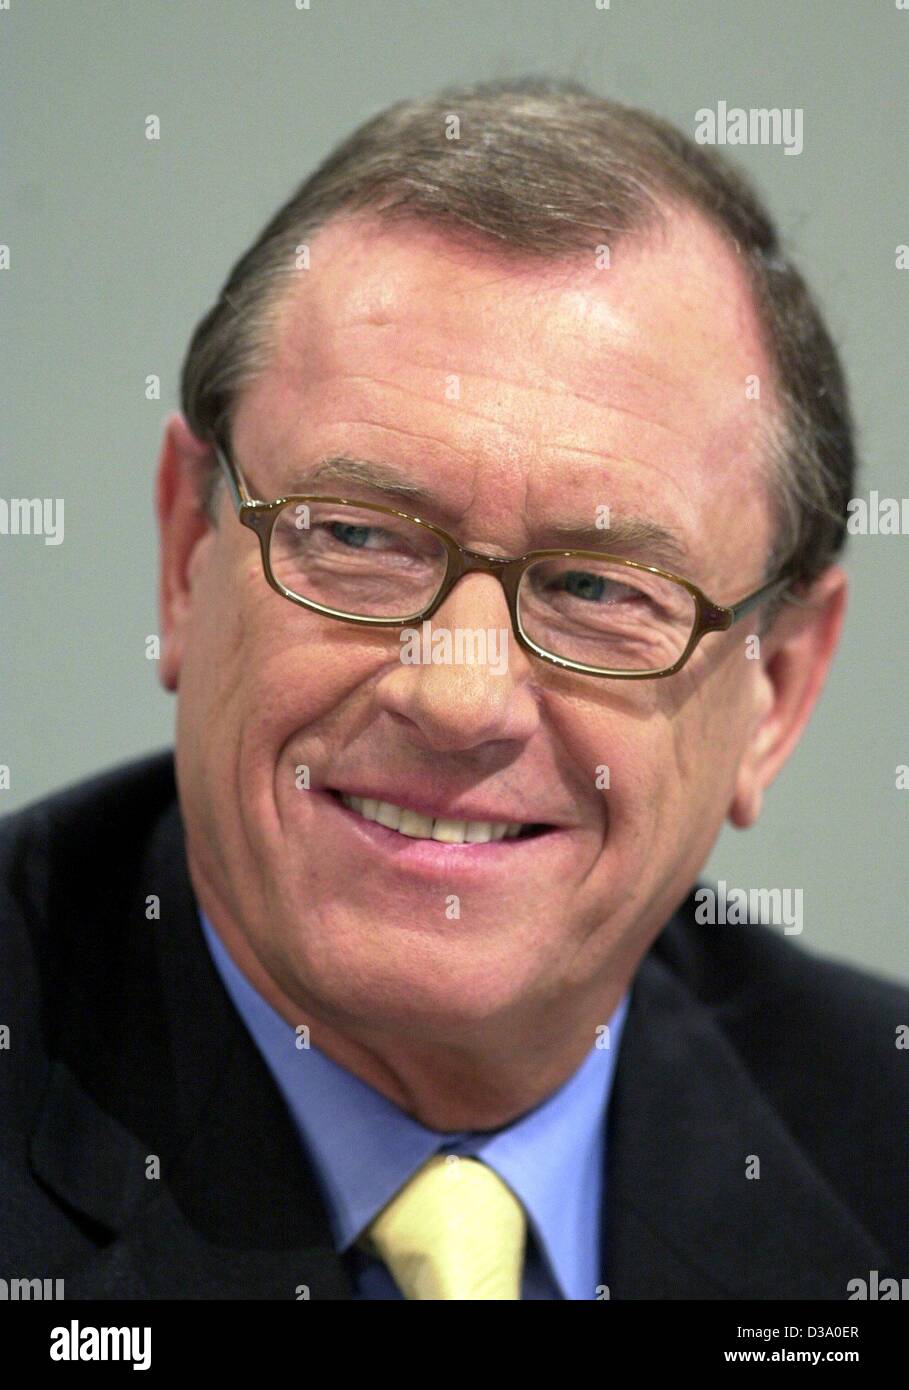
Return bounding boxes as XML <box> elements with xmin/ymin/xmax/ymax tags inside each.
<box><xmin>180</xmin><ymin>76</ymin><xmax>855</xmax><ymax>594</ymax></box>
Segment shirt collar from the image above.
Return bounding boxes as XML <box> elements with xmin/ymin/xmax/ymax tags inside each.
<box><xmin>199</xmin><ymin>908</ymin><xmax>628</xmax><ymax>1300</ymax></box>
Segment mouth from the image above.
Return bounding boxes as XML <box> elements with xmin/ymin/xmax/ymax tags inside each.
<box><xmin>326</xmin><ymin>789</ymin><xmax>554</xmax><ymax>846</ymax></box>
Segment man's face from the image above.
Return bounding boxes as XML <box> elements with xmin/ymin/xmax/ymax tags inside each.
<box><xmin>159</xmin><ymin>209</ymin><xmax>784</xmax><ymax>1045</ymax></box>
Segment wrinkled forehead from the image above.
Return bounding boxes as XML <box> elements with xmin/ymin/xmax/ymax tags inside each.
<box><xmin>235</xmin><ymin>207</ymin><xmax>778</xmax><ymax>581</ymax></box>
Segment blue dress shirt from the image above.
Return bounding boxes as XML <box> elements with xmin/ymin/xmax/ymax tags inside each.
<box><xmin>198</xmin><ymin>909</ymin><xmax>629</xmax><ymax>1300</ymax></box>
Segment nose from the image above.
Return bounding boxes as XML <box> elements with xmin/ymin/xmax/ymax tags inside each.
<box><xmin>372</xmin><ymin>573</ymin><xmax>540</xmax><ymax>754</ymax></box>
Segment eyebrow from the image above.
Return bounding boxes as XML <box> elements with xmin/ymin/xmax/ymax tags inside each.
<box><xmin>294</xmin><ymin>456</ymin><xmax>426</xmax><ymax>501</ymax></box>
<box><xmin>544</xmin><ymin>516</ymin><xmax>691</xmax><ymax>569</ymax></box>
<box><xmin>282</xmin><ymin>455</ymin><xmax>692</xmax><ymax>571</ymax></box>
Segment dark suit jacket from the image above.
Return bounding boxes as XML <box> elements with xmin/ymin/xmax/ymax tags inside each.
<box><xmin>1</xmin><ymin>751</ymin><xmax>907</xmax><ymax>1299</ymax></box>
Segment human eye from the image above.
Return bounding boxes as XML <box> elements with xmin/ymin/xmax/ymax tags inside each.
<box><xmin>550</xmin><ymin>569</ymin><xmax>653</xmax><ymax>605</ymax></box>
<box><xmin>322</xmin><ymin>519</ymin><xmax>399</xmax><ymax>552</ymax></box>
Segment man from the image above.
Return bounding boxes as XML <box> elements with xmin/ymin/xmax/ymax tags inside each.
<box><xmin>2</xmin><ymin>77</ymin><xmax>907</xmax><ymax>1300</ymax></box>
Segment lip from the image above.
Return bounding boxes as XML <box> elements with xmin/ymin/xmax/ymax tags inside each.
<box><xmin>325</xmin><ymin>784</ymin><xmax>557</xmax><ymax>831</ymax></box>
<box><xmin>315</xmin><ymin>789</ymin><xmax>574</xmax><ymax>878</ymax></box>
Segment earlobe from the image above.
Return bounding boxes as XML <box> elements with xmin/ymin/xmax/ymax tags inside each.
<box><xmin>728</xmin><ymin>675</ymin><xmax>774</xmax><ymax>828</ymax></box>
<box><xmin>729</xmin><ymin>763</ymin><xmax>765</xmax><ymax>829</ymax></box>
<box><xmin>155</xmin><ymin>413</ymin><xmax>215</xmax><ymax>693</ymax></box>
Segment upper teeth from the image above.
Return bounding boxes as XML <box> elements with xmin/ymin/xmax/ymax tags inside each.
<box><xmin>339</xmin><ymin>794</ymin><xmax>524</xmax><ymax>844</ymax></box>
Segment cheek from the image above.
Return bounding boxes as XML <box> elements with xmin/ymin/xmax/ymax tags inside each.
<box><xmin>176</xmin><ymin>553</ymin><xmax>255</xmax><ymax>735</ymax></box>
<box><xmin>180</xmin><ymin>542</ymin><xmax>393</xmax><ymax>777</ymax></box>
<box><xmin>666</xmin><ymin>644</ymin><xmax>757</xmax><ymax>817</ymax></box>
<box><xmin>567</xmin><ymin>658</ymin><xmax>747</xmax><ymax>852</ymax></box>
<box><xmin>551</xmin><ymin>684</ymin><xmax>683</xmax><ymax>854</ymax></box>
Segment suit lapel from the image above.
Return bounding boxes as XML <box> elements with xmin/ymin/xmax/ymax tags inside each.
<box><xmin>34</xmin><ymin>1042</ymin><xmax>355</xmax><ymax>1299</ymax></box>
<box><xmin>28</xmin><ymin>795</ymin><xmax>354</xmax><ymax>1299</ymax></box>
<box><xmin>603</xmin><ymin>944</ymin><xmax>889</xmax><ymax>1298</ymax></box>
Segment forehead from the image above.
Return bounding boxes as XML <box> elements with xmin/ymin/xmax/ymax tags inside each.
<box><xmin>269</xmin><ymin>206</ymin><xmax>769</xmax><ymax>389</ymax></box>
<box><xmin>236</xmin><ymin>206</ymin><xmax>777</xmax><ymax>581</ymax></box>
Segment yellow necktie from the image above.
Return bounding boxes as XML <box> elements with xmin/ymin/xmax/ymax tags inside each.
<box><xmin>357</xmin><ymin>1153</ymin><xmax>527</xmax><ymax>1299</ymax></box>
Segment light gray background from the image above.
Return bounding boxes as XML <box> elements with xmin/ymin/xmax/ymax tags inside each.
<box><xmin>2</xmin><ymin>0</ymin><xmax>906</xmax><ymax>982</ymax></box>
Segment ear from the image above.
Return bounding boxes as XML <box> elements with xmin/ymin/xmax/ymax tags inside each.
<box><xmin>728</xmin><ymin>565</ymin><xmax>847</xmax><ymax>828</ymax></box>
<box><xmin>155</xmin><ymin>412</ymin><xmax>217</xmax><ymax>692</ymax></box>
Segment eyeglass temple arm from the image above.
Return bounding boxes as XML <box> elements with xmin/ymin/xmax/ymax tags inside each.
<box><xmin>725</xmin><ymin>572</ymin><xmax>793</xmax><ymax>625</ymax></box>
<box><xmin>212</xmin><ymin>440</ymin><xmax>255</xmax><ymax>512</ymax></box>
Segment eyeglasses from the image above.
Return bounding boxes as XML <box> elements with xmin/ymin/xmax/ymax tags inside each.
<box><xmin>211</xmin><ymin>439</ymin><xmax>792</xmax><ymax>680</ymax></box>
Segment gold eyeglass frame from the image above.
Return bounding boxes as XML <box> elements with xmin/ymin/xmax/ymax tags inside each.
<box><xmin>211</xmin><ymin>436</ymin><xmax>793</xmax><ymax>680</ymax></box>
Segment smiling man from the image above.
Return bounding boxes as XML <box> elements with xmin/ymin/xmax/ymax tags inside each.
<box><xmin>2</xmin><ymin>78</ymin><xmax>908</xmax><ymax>1301</ymax></box>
